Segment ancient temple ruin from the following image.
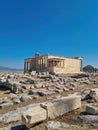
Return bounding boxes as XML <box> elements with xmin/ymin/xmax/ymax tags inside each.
<box><xmin>24</xmin><ymin>53</ymin><xmax>83</xmax><ymax>74</ymax></box>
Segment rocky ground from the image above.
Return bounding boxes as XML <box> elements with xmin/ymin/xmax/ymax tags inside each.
<box><xmin>0</xmin><ymin>71</ymin><xmax>98</xmax><ymax>130</ymax></box>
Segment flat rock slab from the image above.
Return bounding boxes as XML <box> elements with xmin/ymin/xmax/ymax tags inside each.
<box><xmin>0</xmin><ymin>103</ymin><xmax>40</xmax><ymax>124</ymax></box>
<box><xmin>0</xmin><ymin>102</ymin><xmax>13</xmax><ymax>108</ymax></box>
<box><xmin>86</xmin><ymin>104</ymin><xmax>98</xmax><ymax>115</ymax></box>
<box><xmin>0</xmin><ymin>126</ymin><xmax>11</xmax><ymax>130</ymax></box>
<box><xmin>22</xmin><ymin>105</ymin><xmax>47</xmax><ymax>127</ymax></box>
<box><xmin>46</xmin><ymin>121</ymin><xmax>70</xmax><ymax>130</ymax></box>
<box><xmin>22</xmin><ymin>95</ymin><xmax>81</xmax><ymax>127</ymax></box>
<box><xmin>45</xmin><ymin>121</ymin><xmax>89</xmax><ymax>130</ymax></box>
<box><xmin>78</xmin><ymin>115</ymin><xmax>98</xmax><ymax>124</ymax></box>
<box><xmin>41</xmin><ymin>95</ymin><xmax>81</xmax><ymax>119</ymax></box>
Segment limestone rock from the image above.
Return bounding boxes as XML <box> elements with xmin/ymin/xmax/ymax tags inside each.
<box><xmin>41</xmin><ymin>95</ymin><xmax>81</xmax><ymax>119</ymax></box>
<box><xmin>45</xmin><ymin>121</ymin><xmax>70</xmax><ymax>130</ymax></box>
<box><xmin>22</xmin><ymin>105</ymin><xmax>47</xmax><ymax>127</ymax></box>
<box><xmin>86</xmin><ymin>104</ymin><xmax>98</xmax><ymax>115</ymax></box>
<box><xmin>85</xmin><ymin>89</ymin><xmax>98</xmax><ymax>102</ymax></box>
<box><xmin>29</xmin><ymin>89</ymin><xmax>37</xmax><ymax>95</ymax></box>
<box><xmin>0</xmin><ymin>102</ymin><xmax>13</xmax><ymax>108</ymax></box>
<box><xmin>90</xmin><ymin>88</ymin><xmax>98</xmax><ymax>99</ymax></box>
<box><xmin>34</xmin><ymin>83</ymin><xmax>43</xmax><ymax>88</ymax></box>
<box><xmin>0</xmin><ymin>103</ymin><xmax>40</xmax><ymax>124</ymax></box>
<box><xmin>20</xmin><ymin>95</ymin><xmax>32</xmax><ymax>102</ymax></box>
<box><xmin>13</xmin><ymin>98</ymin><xmax>21</xmax><ymax>104</ymax></box>
<box><xmin>11</xmin><ymin>83</ymin><xmax>19</xmax><ymax>93</ymax></box>
<box><xmin>0</xmin><ymin>101</ymin><xmax>13</xmax><ymax>108</ymax></box>
<box><xmin>9</xmin><ymin>93</ymin><xmax>17</xmax><ymax>99</ymax></box>
<box><xmin>0</xmin><ymin>111</ymin><xmax>21</xmax><ymax>123</ymax></box>
<box><xmin>31</xmin><ymin>71</ymin><xmax>36</xmax><ymax>76</ymax></box>
<box><xmin>78</xmin><ymin>115</ymin><xmax>98</xmax><ymax>124</ymax></box>
<box><xmin>0</xmin><ymin>125</ymin><xmax>11</xmax><ymax>130</ymax></box>
<box><xmin>38</xmin><ymin>90</ymin><xmax>55</xmax><ymax>96</ymax></box>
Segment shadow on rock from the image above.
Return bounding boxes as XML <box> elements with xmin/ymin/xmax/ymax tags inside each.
<box><xmin>11</xmin><ymin>125</ymin><xmax>28</xmax><ymax>130</ymax></box>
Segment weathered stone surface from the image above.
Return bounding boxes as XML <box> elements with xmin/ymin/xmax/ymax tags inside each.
<box><xmin>90</xmin><ymin>88</ymin><xmax>98</xmax><ymax>97</ymax></box>
<box><xmin>22</xmin><ymin>105</ymin><xmax>47</xmax><ymax>127</ymax></box>
<box><xmin>34</xmin><ymin>83</ymin><xmax>43</xmax><ymax>88</ymax></box>
<box><xmin>1</xmin><ymin>71</ymin><xmax>98</xmax><ymax>129</ymax></box>
<box><xmin>88</xmin><ymin>89</ymin><xmax>98</xmax><ymax>101</ymax></box>
<box><xmin>0</xmin><ymin>125</ymin><xmax>11</xmax><ymax>130</ymax></box>
<box><xmin>54</xmin><ymin>88</ymin><xmax>63</xmax><ymax>93</ymax></box>
<box><xmin>0</xmin><ymin>103</ymin><xmax>40</xmax><ymax>124</ymax></box>
<box><xmin>20</xmin><ymin>78</ymin><xmax>35</xmax><ymax>84</ymax></box>
<box><xmin>11</xmin><ymin>83</ymin><xmax>19</xmax><ymax>93</ymax></box>
<box><xmin>62</xmin><ymin>86</ymin><xmax>69</xmax><ymax>91</ymax></box>
<box><xmin>41</xmin><ymin>95</ymin><xmax>81</xmax><ymax>119</ymax></box>
<box><xmin>38</xmin><ymin>90</ymin><xmax>55</xmax><ymax>96</ymax></box>
<box><xmin>0</xmin><ymin>102</ymin><xmax>13</xmax><ymax>108</ymax></box>
<box><xmin>20</xmin><ymin>95</ymin><xmax>32</xmax><ymax>102</ymax></box>
<box><xmin>45</xmin><ymin>121</ymin><xmax>70</xmax><ymax>130</ymax></box>
<box><xmin>0</xmin><ymin>111</ymin><xmax>21</xmax><ymax>123</ymax></box>
<box><xmin>82</xmin><ymin>88</ymin><xmax>98</xmax><ymax>101</ymax></box>
<box><xmin>31</xmin><ymin>95</ymin><xmax>39</xmax><ymax>99</ymax></box>
<box><xmin>86</xmin><ymin>104</ymin><xmax>98</xmax><ymax>115</ymax></box>
<box><xmin>31</xmin><ymin>71</ymin><xmax>36</xmax><ymax>76</ymax></box>
<box><xmin>13</xmin><ymin>98</ymin><xmax>21</xmax><ymax>104</ymax></box>
<box><xmin>28</xmin><ymin>89</ymin><xmax>37</xmax><ymax>95</ymax></box>
<box><xmin>78</xmin><ymin>115</ymin><xmax>98</xmax><ymax>124</ymax></box>
<box><xmin>24</xmin><ymin>53</ymin><xmax>83</xmax><ymax>74</ymax></box>
<box><xmin>9</xmin><ymin>93</ymin><xmax>17</xmax><ymax>99</ymax></box>
<box><xmin>0</xmin><ymin>97</ymin><xmax>8</xmax><ymax>104</ymax></box>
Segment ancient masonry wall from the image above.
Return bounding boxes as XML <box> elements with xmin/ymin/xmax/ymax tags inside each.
<box><xmin>47</xmin><ymin>56</ymin><xmax>81</xmax><ymax>73</ymax></box>
<box><xmin>24</xmin><ymin>54</ymin><xmax>82</xmax><ymax>74</ymax></box>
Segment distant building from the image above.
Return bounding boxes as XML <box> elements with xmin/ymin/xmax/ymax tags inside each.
<box><xmin>24</xmin><ymin>53</ymin><xmax>83</xmax><ymax>74</ymax></box>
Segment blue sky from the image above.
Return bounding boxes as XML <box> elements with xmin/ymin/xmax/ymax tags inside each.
<box><xmin>0</xmin><ymin>0</ymin><xmax>98</xmax><ymax>69</ymax></box>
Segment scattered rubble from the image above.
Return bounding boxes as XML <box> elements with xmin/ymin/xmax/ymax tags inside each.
<box><xmin>46</xmin><ymin>121</ymin><xmax>70</xmax><ymax>130</ymax></box>
<box><xmin>0</xmin><ymin>72</ymin><xmax>98</xmax><ymax>129</ymax></box>
<box><xmin>86</xmin><ymin>104</ymin><xmax>98</xmax><ymax>115</ymax></box>
<box><xmin>22</xmin><ymin>95</ymin><xmax>81</xmax><ymax>127</ymax></box>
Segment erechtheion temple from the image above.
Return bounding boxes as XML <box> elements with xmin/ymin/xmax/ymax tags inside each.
<box><xmin>24</xmin><ymin>53</ymin><xmax>83</xmax><ymax>74</ymax></box>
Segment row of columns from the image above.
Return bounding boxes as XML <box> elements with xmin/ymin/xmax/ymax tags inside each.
<box><xmin>36</xmin><ymin>57</ymin><xmax>47</xmax><ymax>69</ymax></box>
<box><xmin>48</xmin><ymin>60</ymin><xmax>65</xmax><ymax>68</ymax></box>
<box><xmin>80</xmin><ymin>60</ymin><xmax>83</xmax><ymax>71</ymax></box>
<box><xmin>24</xmin><ymin>62</ymin><xmax>31</xmax><ymax>72</ymax></box>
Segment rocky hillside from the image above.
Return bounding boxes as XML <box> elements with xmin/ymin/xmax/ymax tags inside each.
<box><xmin>0</xmin><ymin>72</ymin><xmax>98</xmax><ymax>129</ymax></box>
<box><xmin>83</xmin><ymin>65</ymin><xmax>98</xmax><ymax>72</ymax></box>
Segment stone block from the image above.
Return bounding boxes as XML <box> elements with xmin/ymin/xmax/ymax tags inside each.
<box><xmin>22</xmin><ymin>105</ymin><xmax>47</xmax><ymax>127</ymax></box>
<box><xmin>41</xmin><ymin>95</ymin><xmax>81</xmax><ymax>119</ymax></box>
<box><xmin>45</xmin><ymin>121</ymin><xmax>70</xmax><ymax>130</ymax></box>
<box><xmin>91</xmin><ymin>88</ymin><xmax>98</xmax><ymax>97</ymax></box>
<box><xmin>31</xmin><ymin>71</ymin><xmax>36</xmax><ymax>76</ymax></box>
<box><xmin>20</xmin><ymin>95</ymin><xmax>32</xmax><ymax>102</ymax></box>
<box><xmin>78</xmin><ymin>115</ymin><xmax>98</xmax><ymax>123</ymax></box>
<box><xmin>86</xmin><ymin>104</ymin><xmax>98</xmax><ymax>115</ymax></box>
<box><xmin>0</xmin><ymin>102</ymin><xmax>13</xmax><ymax>108</ymax></box>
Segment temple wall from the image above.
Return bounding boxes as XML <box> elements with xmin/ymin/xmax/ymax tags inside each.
<box><xmin>63</xmin><ymin>58</ymin><xmax>81</xmax><ymax>73</ymax></box>
<box><xmin>48</xmin><ymin>55</ymin><xmax>65</xmax><ymax>59</ymax></box>
<box><xmin>24</xmin><ymin>54</ymin><xmax>82</xmax><ymax>74</ymax></box>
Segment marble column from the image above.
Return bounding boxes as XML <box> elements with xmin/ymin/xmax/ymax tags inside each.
<box><xmin>80</xmin><ymin>60</ymin><xmax>83</xmax><ymax>71</ymax></box>
<box><xmin>63</xmin><ymin>60</ymin><xmax>64</xmax><ymax>68</ymax></box>
<box><xmin>27</xmin><ymin>62</ymin><xmax>28</xmax><ymax>71</ymax></box>
<box><xmin>24</xmin><ymin>62</ymin><xmax>26</xmax><ymax>72</ymax></box>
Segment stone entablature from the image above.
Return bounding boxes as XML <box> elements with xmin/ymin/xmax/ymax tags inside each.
<box><xmin>24</xmin><ymin>53</ymin><xmax>83</xmax><ymax>74</ymax></box>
